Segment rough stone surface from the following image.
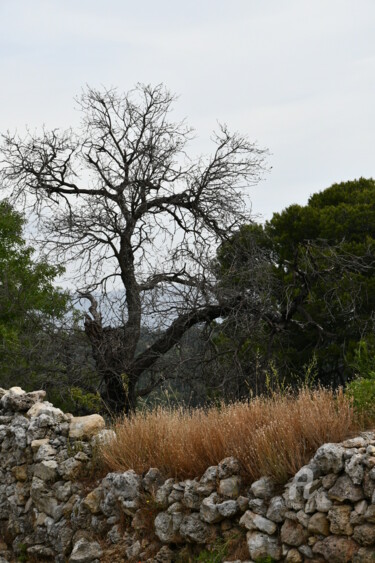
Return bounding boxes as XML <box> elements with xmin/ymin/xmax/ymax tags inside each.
<box><xmin>69</xmin><ymin>538</ymin><xmax>103</xmax><ymax>562</ymax></box>
<box><xmin>250</xmin><ymin>476</ymin><xmax>276</xmax><ymax>499</ymax></box>
<box><xmin>281</xmin><ymin>519</ymin><xmax>308</xmax><ymax>547</ymax></box>
<box><xmin>314</xmin><ymin>443</ymin><xmax>345</xmax><ymax>474</ymax></box>
<box><xmin>313</xmin><ymin>536</ymin><xmax>360</xmax><ymax>562</ymax></box>
<box><xmin>247</xmin><ymin>531</ymin><xmax>282</xmax><ymax>561</ymax></box>
<box><xmin>328</xmin><ymin>474</ymin><xmax>364</xmax><ymax>502</ymax></box>
<box><xmin>69</xmin><ymin>414</ymin><xmax>105</xmax><ymax>439</ymax></box>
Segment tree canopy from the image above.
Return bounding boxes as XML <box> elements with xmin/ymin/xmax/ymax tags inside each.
<box><xmin>215</xmin><ymin>178</ymin><xmax>375</xmax><ymax>391</ymax></box>
<box><xmin>0</xmin><ymin>84</ymin><xmax>267</xmax><ymax>413</ymax></box>
<box><xmin>0</xmin><ymin>200</ymin><xmax>69</xmax><ymax>385</ymax></box>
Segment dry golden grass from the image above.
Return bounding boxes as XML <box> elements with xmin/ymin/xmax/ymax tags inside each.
<box><xmin>100</xmin><ymin>387</ymin><xmax>368</xmax><ymax>484</ymax></box>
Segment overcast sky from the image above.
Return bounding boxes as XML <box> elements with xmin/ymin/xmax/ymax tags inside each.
<box><xmin>0</xmin><ymin>0</ymin><xmax>374</xmax><ymax>220</ymax></box>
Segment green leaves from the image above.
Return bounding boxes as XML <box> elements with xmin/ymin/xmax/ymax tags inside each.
<box><xmin>215</xmin><ymin>178</ymin><xmax>375</xmax><ymax>390</ymax></box>
<box><xmin>0</xmin><ymin>199</ymin><xmax>68</xmax><ymax>373</ymax></box>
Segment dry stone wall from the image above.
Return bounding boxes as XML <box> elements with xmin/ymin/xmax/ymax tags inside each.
<box><xmin>1</xmin><ymin>387</ymin><xmax>375</xmax><ymax>562</ymax></box>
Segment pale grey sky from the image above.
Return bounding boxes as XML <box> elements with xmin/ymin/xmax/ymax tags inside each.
<box><xmin>1</xmin><ymin>0</ymin><xmax>374</xmax><ymax>220</ymax></box>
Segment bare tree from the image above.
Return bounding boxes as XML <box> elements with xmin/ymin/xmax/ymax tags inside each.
<box><xmin>0</xmin><ymin>84</ymin><xmax>267</xmax><ymax>413</ymax></box>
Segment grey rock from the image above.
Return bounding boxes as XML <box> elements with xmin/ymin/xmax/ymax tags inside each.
<box><xmin>34</xmin><ymin>460</ymin><xmax>58</xmax><ymax>482</ymax></box>
<box><xmin>180</xmin><ymin>513</ymin><xmax>215</xmax><ymax>544</ymax></box>
<box><xmin>315</xmin><ymin>489</ymin><xmax>333</xmax><ymax>512</ymax></box>
<box><xmin>200</xmin><ymin>493</ymin><xmax>222</xmax><ymax>523</ymax></box>
<box><xmin>314</xmin><ymin>443</ymin><xmax>345</xmax><ymax>474</ymax></box>
<box><xmin>200</xmin><ymin>465</ymin><xmax>217</xmax><ymax>485</ymax></box>
<box><xmin>246</xmin><ymin>531</ymin><xmax>282</xmax><ymax>561</ymax></box>
<box><xmin>1</xmin><ymin>388</ymin><xmax>46</xmax><ymax>412</ymax></box>
<box><xmin>240</xmin><ymin>510</ymin><xmax>277</xmax><ymax>534</ymax></box>
<box><xmin>142</xmin><ymin>467</ymin><xmax>165</xmax><ymax>493</ymax></box>
<box><xmin>218</xmin><ymin>475</ymin><xmax>241</xmax><ymax>498</ymax></box>
<box><xmin>217</xmin><ymin>456</ymin><xmax>241</xmax><ymax>478</ymax></box>
<box><xmin>155</xmin><ymin>478</ymin><xmax>174</xmax><ymax>508</ymax></box>
<box><xmin>250</xmin><ymin>476</ymin><xmax>276</xmax><ymax>499</ymax></box>
<box><xmin>69</xmin><ymin>538</ymin><xmax>103</xmax><ymax>562</ymax></box>
<box><xmin>183</xmin><ymin>479</ymin><xmax>201</xmax><ymax>509</ymax></box>
<box><xmin>328</xmin><ymin>474</ymin><xmax>364</xmax><ymax>502</ymax></box>
<box><xmin>217</xmin><ymin>500</ymin><xmax>238</xmax><ymax>518</ymax></box>
<box><xmin>266</xmin><ymin>496</ymin><xmax>286</xmax><ymax>523</ymax></box>
<box><xmin>154</xmin><ymin>512</ymin><xmax>183</xmax><ymax>543</ymax></box>
<box><xmin>248</xmin><ymin>497</ymin><xmax>268</xmax><ymax>516</ymax></box>
<box><xmin>345</xmin><ymin>453</ymin><xmax>364</xmax><ymax>484</ymax></box>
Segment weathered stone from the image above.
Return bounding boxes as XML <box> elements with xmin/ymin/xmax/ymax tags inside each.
<box><xmin>183</xmin><ymin>480</ymin><xmax>201</xmax><ymax>510</ymax></box>
<box><xmin>83</xmin><ymin>488</ymin><xmax>102</xmax><ymax>514</ymax></box>
<box><xmin>1</xmin><ymin>388</ymin><xmax>46</xmax><ymax>412</ymax></box>
<box><xmin>296</xmin><ymin>509</ymin><xmax>310</xmax><ymax>528</ymax></box>
<box><xmin>237</xmin><ymin>495</ymin><xmax>249</xmax><ymax>512</ymax></box>
<box><xmin>217</xmin><ymin>457</ymin><xmax>241</xmax><ymax>478</ymax></box>
<box><xmin>34</xmin><ymin>460</ymin><xmax>58</xmax><ymax>482</ymax></box>
<box><xmin>250</xmin><ymin>476</ymin><xmax>276</xmax><ymax>499</ymax></box>
<box><xmin>248</xmin><ymin>497</ymin><xmax>268</xmax><ymax>516</ymax></box>
<box><xmin>353</xmin><ymin>523</ymin><xmax>375</xmax><ymax>546</ymax></box>
<box><xmin>125</xmin><ymin>540</ymin><xmax>141</xmax><ymax>559</ymax></box>
<box><xmin>307</xmin><ymin>512</ymin><xmax>330</xmax><ymax>536</ymax></box>
<box><xmin>154</xmin><ymin>512</ymin><xmax>183</xmax><ymax>543</ymax></box>
<box><xmin>30</xmin><ymin>438</ymin><xmax>49</xmax><ymax>453</ymax></box>
<box><xmin>199</xmin><ymin>465</ymin><xmax>218</xmax><ymax>484</ymax></box>
<box><xmin>266</xmin><ymin>496</ymin><xmax>286</xmax><ymax>522</ymax></box>
<box><xmin>155</xmin><ymin>478</ymin><xmax>175</xmax><ymax>508</ymax></box>
<box><xmin>313</xmin><ymin>536</ymin><xmax>360</xmax><ymax>562</ymax></box>
<box><xmin>59</xmin><ymin>457</ymin><xmax>83</xmax><ymax>480</ymax></box>
<box><xmin>12</xmin><ymin>464</ymin><xmax>27</xmax><ymax>481</ymax></box>
<box><xmin>285</xmin><ymin>548</ymin><xmax>303</xmax><ymax>563</ymax></box>
<box><xmin>69</xmin><ymin>538</ymin><xmax>103</xmax><ymax>562</ymax></box>
<box><xmin>298</xmin><ymin>545</ymin><xmax>313</xmax><ymax>559</ymax></box>
<box><xmin>345</xmin><ymin>454</ymin><xmax>364</xmax><ymax>485</ymax></box>
<box><xmin>217</xmin><ymin>500</ymin><xmax>238</xmax><ymax>518</ymax></box>
<box><xmin>27</xmin><ymin>401</ymin><xmax>66</xmax><ymax>422</ymax></box>
<box><xmin>27</xmin><ymin>545</ymin><xmax>55</xmax><ymax>558</ymax></box>
<box><xmin>246</xmin><ymin>531</ymin><xmax>282</xmax><ymax>561</ymax></box>
<box><xmin>353</xmin><ymin>547</ymin><xmax>375</xmax><ymax>562</ymax></box>
<box><xmin>218</xmin><ymin>476</ymin><xmax>241</xmax><ymax>498</ymax></box>
<box><xmin>34</xmin><ymin>443</ymin><xmax>57</xmax><ymax>462</ymax></box>
<box><xmin>328</xmin><ymin>505</ymin><xmax>353</xmax><ymax>535</ymax></box>
<box><xmin>142</xmin><ymin>467</ymin><xmax>165</xmax><ymax>493</ymax></box>
<box><xmin>322</xmin><ymin>473</ymin><xmax>337</xmax><ymax>489</ymax></box>
<box><xmin>180</xmin><ymin>513</ymin><xmax>215</xmax><ymax>544</ymax></box>
<box><xmin>69</xmin><ymin>415</ymin><xmax>105</xmax><ymax>440</ymax></box>
<box><xmin>240</xmin><ymin>510</ymin><xmax>277</xmax><ymax>534</ymax></box>
<box><xmin>342</xmin><ymin>437</ymin><xmax>367</xmax><ymax>448</ymax></box>
<box><xmin>200</xmin><ymin>493</ymin><xmax>222</xmax><ymax>523</ymax></box>
<box><xmin>314</xmin><ymin>443</ymin><xmax>345</xmax><ymax>474</ymax></box>
<box><xmin>328</xmin><ymin>474</ymin><xmax>364</xmax><ymax>502</ymax></box>
<box><xmin>315</xmin><ymin>489</ymin><xmax>333</xmax><ymax>512</ymax></box>
<box><xmin>305</xmin><ymin>492</ymin><xmax>317</xmax><ymax>514</ymax></box>
<box><xmin>280</xmin><ymin>519</ymin><xmax>308</xmax><ymax>547</ymax></box>
<box><xmin>363</xmin><ymin>471</ymin><xmax>375</xmax><ymax>498</ymax></box>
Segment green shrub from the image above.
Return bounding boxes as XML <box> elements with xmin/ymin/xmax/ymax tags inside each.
<box><xmin>346</xmin><ymin>340</ymin><xmax>375</xmax><ymax>419</ymax></box>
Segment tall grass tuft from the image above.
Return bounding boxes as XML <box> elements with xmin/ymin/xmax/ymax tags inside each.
<box><xmin>100</xmin><ymin>387</ymin><xmax>365</xmax><ymax>484</ymax></box>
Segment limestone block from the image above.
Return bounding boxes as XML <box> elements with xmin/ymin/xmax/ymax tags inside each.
<box><xmin>247</xmin><ymin>531</ymin><xmax>282</xmax><ymax>561</ymax></box>
<box><xmin>250</xmin><ymin>476</ymin><xmax>276</xmax><ymax>499</ymax></box>
<box><xmin>218</xmin><ymin>476</ymin><xmax>241</xmax><ymax>498</ymax></box>
<box><xmin>328</xmin><ymin>475</ymin><xmax>364</xmax><ymax>502</ymax></box>
<box><xmin>180</xmin><ymin>513</ymin><xmax>216</xmax><ymax>544</ymax></box>
<box><xmin>69</xmin><ymin>415</ymin><xmax>105</xmax><ymax>440</ymax></box>
<box><xmin>314</xmin><ymin>443</ymin><xmax>345</xmax><ymax>474</ymax></box>
<box><xmin>69</xmin><ymin>538</ymin><xmax>103</xmax><ymax>562</ymax></box>
<box><xmin>280</xmin><ymin>519</ymin><xmax>308</xmax><ymax>547</ymax></box>
<box><xmin>313</xmin><ymin>536</ymin><xmax>360</xmax><ymax>562</ymax></box>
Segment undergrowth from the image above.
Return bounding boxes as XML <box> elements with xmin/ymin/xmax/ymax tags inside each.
<box><xmin>100</xmin><ymin>386</ymin><xmax>369</xmax><ymax>484</ymax></box>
